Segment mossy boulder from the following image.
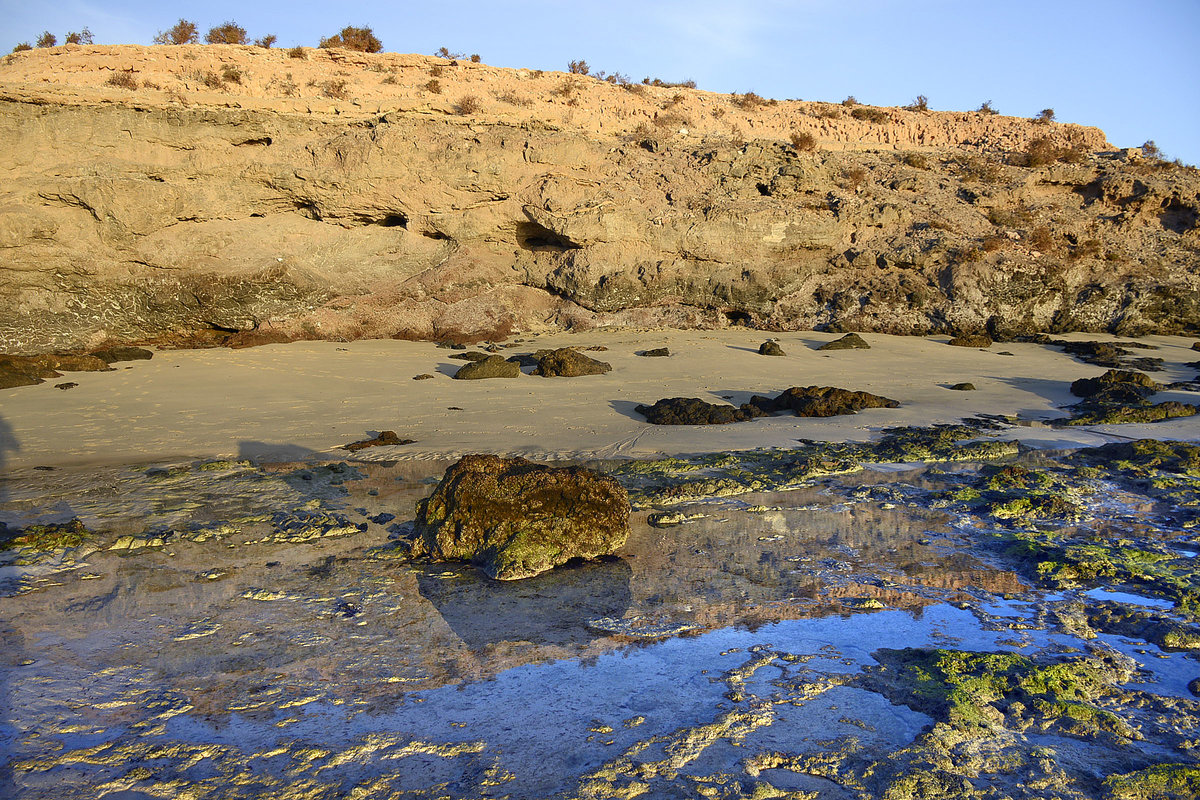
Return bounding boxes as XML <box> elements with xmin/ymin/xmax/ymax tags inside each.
<box><xmin>636</xmin><ymin>397</ymin><xmax>762</xmax><ymax>425</ymax></box>
<box><xmin>758</xmin><ymin>340</ymin><xmax>785</xmax><ymax>356</ymax></box>
<box><xmin>90</xmin><ymin>346</ymin><xmax>153</xmax><ymax>364</ymax></box>
<box><xmin>949</xmin><ymin>382</ymin><xmax>976</xmax><ymax>391</ymax></box>
<box><xmin>947</xmin><ymin>334</ymin><xmax>993</xmax><ymax>348</ymax></box>
<box><xmin>452</xmin><ymin>354</ymin><xmax>520</xmax><ymax>379</ymax></box>
<box><xmin>411</xmin><ymin>454</ymin><xmax>630</xmax><ymax>580</ymax></box>
<box><xmin>750</xmin><ymin>385</ymin><xmax>900</xmax><ymax>417</ymax></box>
<box><xmin>818</xmin><ymin>333</ymin><xmax>870</xmax><ymax>350</ymax></box>
<box><xmin>1103</xmin><ymin>764</ymin><xmax>1200</xmax><ymax>800</ymax></box>
<box><xmin>531</xmin><ymin>348</ymin><xmax>612</xmax><ymax>377</ymax></box>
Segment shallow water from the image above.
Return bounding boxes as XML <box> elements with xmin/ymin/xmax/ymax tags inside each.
<box><xmin>1</xmin><ymin>458</ymin><xmax>1197</xmax><ymax>798</ymax></box>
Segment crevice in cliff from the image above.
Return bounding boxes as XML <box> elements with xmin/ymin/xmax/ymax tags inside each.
<box><xmin>516</xmin><ymin>220</ymin><xmax>580</xmax><ymax>252</ymax></box>
<box><xmin>233</xmin><ymin>136</ymin><xmax>272</xmax><ymax>147</ymax></box>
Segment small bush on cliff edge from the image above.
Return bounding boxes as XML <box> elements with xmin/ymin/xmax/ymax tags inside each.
<box><xmin>154</xmin><ymin>19</ymin><xmax>198</xmax><ymax>45</ymax></box>
<box><xmin>319</xmin><ymin>26</ymin><xmax>382</xmax><ymax>53</ymax></box>
<box><xmin>36</xmin><ymin>31</ymin><xmax>57</xmax><ymax>48</ymax></box>
<box><xmin>205</xmin><ymin>21</ymin><xmax>247</xmax><ymax>45</ymax></box>
<box><xmin>11</xmin><ymin>42</ymin><xmax>32</xmax><ymax>52</ymax></box>
<box><xmin>790</xmin><ymin>131</ymin><xmax>817</xmax><ymax>151</ymax></box>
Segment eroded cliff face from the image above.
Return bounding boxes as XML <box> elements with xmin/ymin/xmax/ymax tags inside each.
<box><xmin>0</xmin><ymin>45</ymin><xmax>1197</xmax><ymax>353</ymax></box>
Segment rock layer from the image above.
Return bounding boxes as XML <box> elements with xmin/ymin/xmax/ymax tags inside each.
<box><xmin>1</xmin><ymin>45</ymin><xmax>1198</xmax><ymax>353</ymax></box>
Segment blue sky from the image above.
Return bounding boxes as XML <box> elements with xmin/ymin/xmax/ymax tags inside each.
<box><xmin>2</xmin><ymin>1</ymin><xmax>1197</xmax><ymax>163</ymax></box>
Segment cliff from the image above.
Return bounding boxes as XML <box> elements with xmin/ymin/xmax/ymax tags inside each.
<box><xmin>1</xmin><ymin>44</ymin><xmax>1197</xmax><ymax>353</ymax></box>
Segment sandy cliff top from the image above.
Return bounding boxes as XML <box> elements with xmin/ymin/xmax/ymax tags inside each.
<box><xmin>0</xmin><ymin>43</ymin><xmax>1108</xmax><ymax>153</ymax></box>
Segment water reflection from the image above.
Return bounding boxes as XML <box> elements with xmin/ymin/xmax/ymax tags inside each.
<box><xmin>415</xmin><ymin>556</ymin><xmax>632</xmax><ymax>650</ymax></box>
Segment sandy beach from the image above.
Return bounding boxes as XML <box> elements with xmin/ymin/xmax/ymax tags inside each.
<box><xmin>1</xmin><ymin>329</ymin><xmax>1197</xmax><ymax>470</ymax></box>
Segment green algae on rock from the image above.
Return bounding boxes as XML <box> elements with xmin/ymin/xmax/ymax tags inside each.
<box><xmin>412</xmin><ymin>454</ymin><xmax>630</xmax><ymax>580</ymax></box>
<box><xmin>0</xmin><ymin>517</ymin><xmax>91</xmax><ymax>552</ymax></box>
<box><xmin>1103</xmin><ymin>764</ymin><xmax>1200</xmax><ymax>800</ymax></box>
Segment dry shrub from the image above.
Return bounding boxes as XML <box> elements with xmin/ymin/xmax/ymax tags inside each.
<box><xmin>960</xmin><ymin>155</ymin><xmax>1004</xmax><ymax>182</ymax></box>
<box><xmin>424</xmin><ymin>79</ymin><xmax>442</xmax><ymax>94</ymax></box>
<box><xmin>273</xmin><ymin>73</ymin><xmax>298</xmax><ymax>96</ymax></box>
<box><xmin>287</xmin><ymin>45</ymin><xmax>306</xmax><ymax>59</ymax></box>
<box><xmin>733</xmin><ymin>91</ymin><xmax>767</xmax><ymax>110</ymax></box>
<box><xmin>154</xmin><ymin>19</ymin><xmax>198</xmax><ymax>45</ymax></box>
<box><xmin>65</xmin><ymin>28</ymin><xmax>94</xmax><ymax>45</ymax></box>
<box><xmin>988</xmin><ymin>207</ymin><xmax>1034</xmax><ymax>228</ymax></box>
<box><xmin>654</xmin><ymin>111</ymin><xmax>690</xmax><ymax>130</ymax></box>
<box><xmin>790</xmin><ymin>131</ymin><xmax>817</xmax><ymax>151</ymax></box>
<box><xmin>456</xmin><ymin>95</ymin><xmax>481</xmax><ymax>115</ymax></box>
<box><xmin>205</xmin><ymin>21</ymin><xmax>247</xmax><ymax>45</ymax></box>
<box><xmin>978</xmin><ymin>100</ymin><xmax>997</xmax><ymax>115</ymax></box>
<box><xmin>319</xmin><ymin>79</ymin><xmax>349</xmax><ymax>100</ymax></box>
<box><xmin>1069</xmin><ymin>238</ymin><xmax>1103</xmax><ymax>260</ymax></box>
<box><xmin>815</xmin><ymin>105</ymin><xmax>841</xmax><ymax>119</ymax></box>
<box><xmin>255</xmin><ymin>35</ymin><xmax>277</xmax><ymax>48</ymax></box>
<box><xmin>906</xmin><ymin>95</ymin><xmax>929</xmax><ymax>111</ymax></box>
<box><xmin>381</xmin><ymin>74</ymin><xmax>398</xmax><ymax>85</ymax></box>
<box><xmin>1029</xmin><ymin>226</ymin><xmax>1055</xmax><ymax>252</ymax></box>
<box><xmin>12</xmin><ymin>43</ymin><xmax>32</xmax><ymax>52</ymax></box>
<box><xmin>141</xmin><ymin>79</ymin><xmax>161</xmax><ymax>90</ymax></box>
<box><xmin>851</xmin><ymin>106</ymin><xmax>889</xmax><ymax>123</ymax></box>
<box><xmin>1035</xmin><ymin>108</ymin><xmax>1055</xmax><ymax>124</ymax></box>
<box><xmin>496</xmin><ymin>91</ymin><xmax>531</xmax><ymax>106</ymax></box>
<box><xmin>199</xmin><ymin>71</ymin><xmax>223</xmax><ymax>90</ymax></box>
<box><xmin>1024</xmin><ymin>137</ymin><xmax>1060</xmax><ymax>167</ymax></box>
<box><xmin>105</xmin><ymin>71</ymin><xmax>139</xmax><ymax>90</ymax></box>
<box><xmin>220</xmin><ymin>64</ymin><xmax>242</xmax><ymax>84</ymax></box>
<box><xmin>903</xmin><ymin>152</ymin><xmax>929</xmax><ymax>169</ymax></box>
<box><xmin>981</xmin><ymin>235</ymin><xmax>1007</xmax><ymax>252</ymax></box>
<box><xmin>320</xmin><ymin>26</ymin><xmax>382</xmax><ymax>53</ymax></box>
<box><xmin>842</xmin><ymin>95</ymin><xmax>858</xmax><ymax>106</ymax></box>
<box><xmin>36</xmin><ymin>31</ymin><xmax>57</xmax><ymax>48</ymax></box>
<box><xmin>429</xmin><ymin>64</ymin><xmax>444</xmax><ymax>77</ymax></box>
<box><xmin>842</xmin><ymin>166</ymin><xmax>869</xmax><ymax>190</ymax></box>
<box><xmin>470</xmin><ymin>53</ymin><xmax>480</xmax><ymax>63</ymax></box>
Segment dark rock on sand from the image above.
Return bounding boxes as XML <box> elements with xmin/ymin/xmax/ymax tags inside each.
<box><xmin>1070</xmin><ymin>370</ymin><xmax>1159</xmax><ymax>401</ymax></box>
<box><xmin>531</xmin><ymin>348</ymin><xmax>612</xmax><ymax>377</ymax></box>
<box><xmin>950</xmin><ymin>383</ymin><xmax>976</xmax><ymax>391</ymax></box>
<box><xmin>947</xmin><ymin>334</ymin><xmax>993</xmax><ymax>348</ymax></box>
<box><xmin>1193</xmin><ymin>342</ymin><xmax>1200</xmax><ymax>352</ymax></box>
<box><xmin>449</xmin><ymin>351</ymin><xmax>490</xmax><ymax>362</ymax></box>
<box><xmin>759</xmin><ymin>340</ymin><xmax>785</xmax><ymax>356</ymax></box>
<box><xmin>638</xmin><ymin>347</ymin><xmax>670</xmax><ymax>357</ymax></box>
<box><xmin>412</xmin><ymin>454</ymin><xmax>630</xmax><ymax>580</ymax></box>
<box><xmin>1067</xmin><ymin>401</ymin><xmax>1197</xmax><ymax>426</ymax></box>
<box><xmin>1043</xmin><ymin>339</ymin><xmax>1164</xmax><ymax>371</ymax></box>
<box><xmin>635</xmin><ymin>397</ymin><xmax>763</xmax><ymax>425</ymax></box>
<box><xmin>413</xmin><ymin>373</ymin><xmax>435</xmax><ymax>380</ymax></box>
<box><xmin>819</xmin><ymin>333</ymin><xmax>870</xmax><ymax>351</ymax></box>
<box><xmin>453</xmin><ymin>355</ymin><xmax>520</xmax><ymax>379</ymax></box>
<box><xmin>342</xmin><ymin>431</ymin><xmax>415</xmax><ymax>451</ymax></box>
<box><xmin>749</xmin><ymin>386</ymin><xmax>901</xmax><ymax>417</ymax></box>
<box><xmin>90</xmin><ymin>346</ymin><xmax>153</xmax><ymax>363</ymax></box>
<box><xmin>55</xmin><ymin>382</ymin><xmax>79</xmax><ymax>390</ymax></box>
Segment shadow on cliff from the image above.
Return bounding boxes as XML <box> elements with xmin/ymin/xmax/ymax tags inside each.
<box><xmin>415</xmin><ymin>556</ymin><xmax>632</xmax><ymax>651</ymax></box>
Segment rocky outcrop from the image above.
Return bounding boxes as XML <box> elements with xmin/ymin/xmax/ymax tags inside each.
<box><xmin>749</xmin><ymin>386</ymin><xmax>901</xmax><ymax>417</ymax></box>
<box><xmin>0</xmin><ymin>45</ymin><xmax>1197</xmax><ymax>354</ymax></box>
<box><xmin>452</xmin><ymin>355</ymin><xmax>519</xmax><ymax>379</ymax></box>
<box><xmin>530</xmin><ymin>348</ymin><xmax>611</xmax><ymax>377</ymax></box>
<box><xmin>411</xmin><ymin>454</ymin><xmax>630</xmax><ymax>580</ymax></box>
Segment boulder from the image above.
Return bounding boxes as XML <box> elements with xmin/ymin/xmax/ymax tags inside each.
<box><xmin>749</xmin><ymin>386</ymin><xmax>900</xmax><ymax>417</ymax></box>
<box><xmin>819</xmin><ymin>333</ymin><xmax>870</xmax><ymax>351</ymax></box>
<box><xmin>453</xmin><ymin>355</ymin><xmax>520</xmax><ymax>379</ymax></box>
<box><xmin>949</xmin><ymin>382</ymin><xmax>976</xmax><ymax>391</ymax></box>
<box><xmin>0</xmin><ymin>353</ymin><xmax>112</xmax><ymax>389</ymax></box>
<box><xmin>636</xmin><ymin>397</ymin><xmax>764</xmax><ymax>425</ymax></box>
<box><xmin>412</xmin><ymin>454</ymin><xmax>630</xmax><ymax>580</ymax></box>
<box><xmin>638</xmin><ymin>347</ymin><xmax>670</xmax><ymax>357</ymax></box>
<box><xmin>1070</xmin><ymin>369</ymin><xmax>1159</xmax><ymax>399</ymax></box>
<box><xmin>531</xmin><ymin>348</ymin><xmax>612</xmax><ymax>377</ymax></box>
<box><xmin>449</xmin><ymin>351</ymin><xmax>490</xmax><ymax>362</ymax></box>
<box><xmin>759</xmin><ymin>340</ymin><xmax>785</xmax><ymax>356</ymax></box>
<box><xmin>947</xmin><ymin>334</ymin><xmax>993</xmax><ymax>348</ymax></box>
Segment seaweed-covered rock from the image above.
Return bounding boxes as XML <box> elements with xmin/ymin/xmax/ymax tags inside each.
<box><xmin>750</xmin><ymin>386</ymin><xmax>900</xmax><ymax>417</ymax></box>
<box><xmin>411</xmin><ymin>454</ymin><xmax>630</xmax><ymax>580</ymax></box>
<box><xmin>1046</xmin><ymin>339</ymin><xmax>1164</xmax><ymax>371</ymax></box>
<box><xmin>758</xmin><ymin>340</ymin><xmax>785</xmax><ymax>356</ymax></box>
<box><xmin>1066</xmin><ymin>401</ymin><xmax>1197</xmax><ymax>426</ymax></box>
<box><xmin>947</xmin><ymin>334</ymin><xmax>993</xmax><ymax>348</ymax></box>
<box><xmin>448</xmin><ymin>351</ymin><xmax>490</xmax><ymax>362</ymax></box>
<box><xmin>638</xmin><ymin>347</ymin><xmax>670</xmax><ymax>357</ymax></box>
<box><xmin>90</xmin><ymin>346</ymin><xmax>153</xmax><ymax>363</ymax></box>
<box><xmin>636</xmin><ymin>397</ymin><xmax>762</xmax><ymax>425</ymax></box>
<box><xmin>342</xmin><ymin>431</ymin><xmax>414</xmax><ymax>451</ymax></box>
<box><xmin>531</xmin><ymin>348</ymin><xmax>612</xmax><ymax>377</ymax></box>
<box><xmin>452</xmin><ymin>355</ymin><xmax>520</xmax><ymax>379</ymax></box>
<box><xmin>818</xmin><ymin>333</ymin><xmax>870</xmax><ymax>351</ymax></box>
<box><xmin>949</xmin><ymin>382</ymin><xmax>976</xmax><ymax>391</ymax></box>
<box><xmin>1070</xmin><ymin>369</ymin><xmax>1159</xmax><ymax>399</ymax></box>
